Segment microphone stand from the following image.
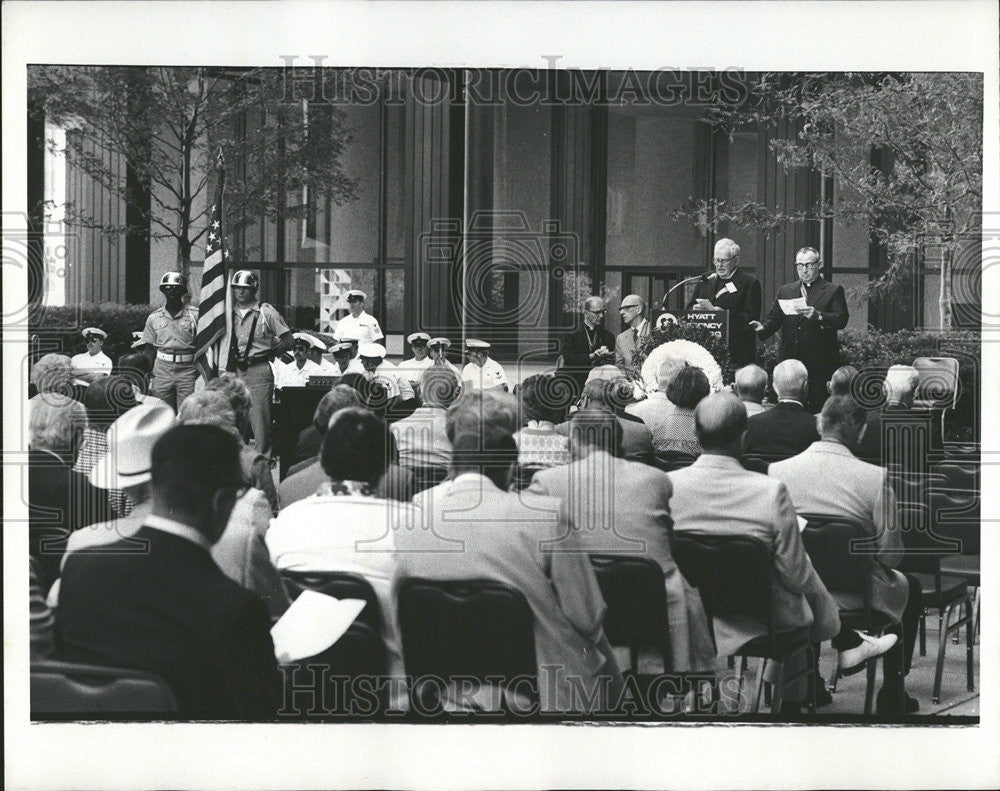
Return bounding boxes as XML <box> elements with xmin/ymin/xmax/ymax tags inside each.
<box><xmin>661</xmin><ymin>273</ymin><xmax>713</xmax><ymax>309</ymax></box>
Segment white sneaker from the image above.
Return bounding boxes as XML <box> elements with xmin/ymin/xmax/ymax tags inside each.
<box><xmin>838</xmin><ymin>631</ymin><xmax>898</xmax><ymax>676</ymax></box>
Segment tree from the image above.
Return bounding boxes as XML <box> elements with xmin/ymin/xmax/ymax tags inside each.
<box><xmin>28</xmin><ymin>66</ymin><xmax>361</xmax><ymax>281</ymax></box>
<box><xmin>675</xmin><ymin>73</ymin><xmax>982</xmax><ymax>329</ymax></box>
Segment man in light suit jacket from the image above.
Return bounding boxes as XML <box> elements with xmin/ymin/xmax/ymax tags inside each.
<box><xmin>614</xmin><ymin>294</ymin><xmax>652</xmax><ymax>381</ymax></box>
<box><xmin>397</xmin><ymin>422</ymin><xmax>624</xmax><ymax>714</ymax></box>
<box><xmin>742</xmin><ymin>360</ymin><xmax>819</xmax><ymax>463</ymax></box>
<box><xmin>529</xmin><ymin>409</ymin><xmax>715</xmax><ymax>674</ymax></box>
<box><xmin>57</xmin><ymin>425</ymin><xmax>282</xmax><ymax>720</ymax></box>
<box><xmin>751</xmin><ymin>247</ymin><xmax>849</xmax><ymax>412</ymax></box>
<box><xmin>769</xmin><ymin>395</ymin><xmax>922</xmax><ymax>714</ymax></box>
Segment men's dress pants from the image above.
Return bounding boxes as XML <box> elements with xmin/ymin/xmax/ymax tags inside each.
<box><xmin>150</xmin><ymin>358</ymin><xmax>198</xmax><ymax>411</ymax></box>
<box><xmin>237</xmin><ymin>360</ymin><xmax>274</xmax><ymax>456</ymax></box>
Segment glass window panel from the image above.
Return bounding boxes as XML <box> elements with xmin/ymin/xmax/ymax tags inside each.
<box><xmin>317</xmin><ymin>267</ymin><xmax>377</xmax><ymax>334</ymax></box>
<box><xmin>384</xmin><ymin>268</ymin><xmax>405</xmax><ymax>333</ymax></box>
<box><xmin>385</xmin><ymin>102</ymin><xmax>407</xmax><ymax>262</ymax></box>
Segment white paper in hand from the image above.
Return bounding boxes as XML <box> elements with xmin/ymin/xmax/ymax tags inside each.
<box><xmin>796</xmin><ymin>515</ymin><xmax>808</xmax><ymax>533</ymax></box>
<box><xmin>779</xmin><ymin>297</ymin><xmax>808</xmax><ymax>315</ymax></box>
<box><xmin>270</xmin><ymin>589</ymin><xmax>367</xmax><ymax>664</ymax></box>
<box><xmin>694</xmin><ymin>298</ymin><xmax>715</xmax><ymax>311</ymax></box>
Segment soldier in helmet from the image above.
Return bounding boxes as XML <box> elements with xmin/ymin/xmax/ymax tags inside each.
<box><xmin>140</xmin><ymin>272</ymin><xmax>200</xmax><ymax>410</ymax></box>
<box><xmin>226</xmin><ymin>269</ymin><xmax>293</xmax><ymax>456</ymax></box>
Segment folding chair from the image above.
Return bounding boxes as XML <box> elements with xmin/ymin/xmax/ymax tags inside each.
<box><xmin>673</xmin><ymin>533</ymin><xmax>815</xmax><ymax>715</ymax></box>
<box><xmin>897</xmin><ymin>501</ymin><xmax>974</xmax><ymax>704</ymax></box>
<box><xmin>912</xmin><ymin>356</ymin><xmax>959</xmax><ymax>440</ymax></box>
<box><xmin>589</xmin><ymin>555</ymin><xmax>672</xmax><ymax>674</ymax></box>
<box><xmin>397</xmin><ymin>578</ymin><xmax>537</xmax><ymax>713</ymax></box>
<box><xmin>799</xmin><ymin>514</ymin><xmax>904</xmax><ymax>714</ymax></box>
<box><xmin>740</xmin><ymin>454</ymin><xmax>770</xmax><ymax>475</ymax></box>
<box><xmin>279</xmin><ymin>570</ymin><xmax>382</xmax><ymax>633</ymax></box>
<box><xmin>31</xmin><ymin>660</ymin><xmax>178</xmax><ymax>719</ymax></box>
<box><xmin>652</xmin><ymin>450</ymin><xmax>698</xmax><ymax>473</ymax></box>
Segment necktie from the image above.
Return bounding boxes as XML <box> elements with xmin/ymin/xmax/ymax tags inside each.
<box><xmin>633</xmin><ymin>327</ymin><xmax>639</xmax><ymax>343</ymax></box>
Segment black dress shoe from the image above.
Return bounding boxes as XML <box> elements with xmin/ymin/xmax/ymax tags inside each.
<box><xmin>876</xmin><ymin>689</ymin><xmax>919</xmax><ymax>715</ymax></box>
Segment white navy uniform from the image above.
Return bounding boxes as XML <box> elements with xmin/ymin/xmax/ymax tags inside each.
<box><xmin>70</xmin><ymin>351</ymin><xmax>113</xmax><ymax>377</ymax></box>
<box><xmin>312</xmin><ymin>357</ymin><xmax>339</xmax><ymax>377</ymax></box>
<box><xmin>333</xmin><ymin>311</ymin><xmax>383</xmax><ymax>344</ymax></box>
<box><xmin>275</xmin><ymin>359</ymin><xmax>321</xmax><ymax>389</ymax></box>
<box><xmin>395</xmin><ymin>355</ymin><xmax>434</xmax><ymax>384</ymax></box>
<box><xmin>371</xmin><ymin>360</ymin><xmax>415</xmax><ymax>400</ymax></box>
<box><xmin>462</xmin><ymin>358</ymin><xmax>508</xmax><ymax>391</ymax></box>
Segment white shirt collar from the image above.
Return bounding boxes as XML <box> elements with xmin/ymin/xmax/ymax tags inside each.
<box><xmin>145</xmin><ymin>515</ymin><xmax>213</xmax><ymax>551</ymax></box>
<box><xmin>777</xmin><ymin>398</ymin><xmax>805</xmax><ymax>407</ymax></box>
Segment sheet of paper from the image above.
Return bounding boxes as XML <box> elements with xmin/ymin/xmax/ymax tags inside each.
<box><xmin>779</xmin><ymin>297</ymin><xmax>808</xmax><ymax>315</ymax></box>
<box><xmin>270</xmin><ymin>589</ymin><xmax>367</xmax><ymax>664</ymax></box>
<box><xmin>796</xmin><ymin>515</ymin><xmax>808</xmax><ymax>532</ymax></box>
<box><xmin>694</xmin><ymin>298</ymin><xmax>715</xmax><ymax>311</ymax></box>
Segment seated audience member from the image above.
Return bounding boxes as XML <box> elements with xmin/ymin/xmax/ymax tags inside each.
<box><xmin>75</xmin><ymin>375</ymin><xmax>138</xmax><ymax>516</ymax></box>
<box><xmin>275</xmin><ymin>333</ymin><xmax>322</xmax><ymax>389</ymax></box>
<box><xmin>656</xmin><ymin>366</ymin><xmax>710</xmax><ymax>456</ymax></box>
<box><xmin>59</xmin><ymin>403</ymin><xmax>176</xmax><ymax>584</ymax></box>
<box><xmin>428</xmin><ymin>336</ymin><xmax>463</xmax><ymax>380</ymax></box>
<box><xmin>205</xmin><ymin>373</ymin><xmax>279</xmax><ymax>513</ymax></box>
<box><xmin>284</xmin><ymin>384</ymin><xmax>362</xmax><ymax>478</ymax></box>
<box><xmin>30</xmin><ymin>556</ymin><xmax>55</xmax><ymax>660</ymax></box>
<box><xmin>176</xmin><ymin>391</ymin><xmax>289</xmax><ymax>617</ymax></box>
<box><xmin>827</xmin><ymin>365</ymin><xmax>859</xmax><ymax>398</ymax></box>
<box><xmin>57</xmin><ymin>424</ymin><xmax>283</xmax><ymax>720</ymax></box>
<box><xmin>29</xmin><ymin>353</ymin><xmax>76</xmax><ymax>404</ymax></box>
<box><xmin>304</xmin><ymin>334</ymin><xmax>337</xmax><ymax>376</ymax></box>
<box><xmin>558</xmin><ymin>378</ymin><xmax>654</xmax><ymax>465</ymax></box>
<box><xmin>769</xmin><ymin>395</ymin><xmax>921</xmax><ymax>714</ymax></box>
<box><xmin>734</xmin><ymin>364</ymin><xmax>769</xmax><ymax>417</ymax></box>
<box><xmin>71</xmin><ymin>327</ymin><xmax>114</xmax><ymax>383</ymax></box>
<box><xmin>742</xmin><ymin>359</ymin><xmax>819</xmax><ymax>462</ymax></box>
<box><xmin>513</xmin><ymin>374</ymin><xmax>572</xmax><ymax>469</ymax></box>
<box><xmin>28</xmin><ymin>394</ymin><xmax>111</xmax><ymax>590</ymax></box>
<box><xmin>625</xmin><ymin>356</ymin><xmax>685</xmax><ymax>428</ymax></box>
<box><xmin>667</xmin><ymin>393</ymin><xmax>847</xmax><ymax>705</ymax></box>
<box><xmin>398</xmin><ymin>416</ymin><xmax>625</xmax><ymax>713</ymax></box>
<box><xmin>330</xmin><ymin>340</ymin><xmax>366</xmax><ymax>377</ymax></box>
<box><xmin>390</xmin><ymin>366</ymin><xmax>461</xmax><ymax>471</ymax></box>
<box><xmin>396</xmin><ymin>332</ymin><xmax>434</xmax><ymax>395</ymax></box>
<box><xmin>461</xmin><ymin>339</ymin><xmax>508</xmax><ymax>392</ymax></box>
<box><xmin>446</xmin><ymin>388</ymin><xmax>520</xmax><ymax>440</ymax></box>
<box><xmin>116</xmin><ymin>353</ymin><xmax>169</xmax><ymax>409</ymax></box>
<box><xmin>529</xmin><ymin>409</ymin><xmax>715</xmax><ymax>673</ymax></box>
<box><xmin>268</xmin><ymin>408</ymin><xmax>416</xmax><ymax>702</ymax></box>
<box><xmin>856</xmin><ymin>364</ymin><xmax>941</xmax><ymax>467</ymax></box>
<box><xmin>360</xmin><ymin>342</ymin><xmax>416</xmax><ymax>402</ymax></box>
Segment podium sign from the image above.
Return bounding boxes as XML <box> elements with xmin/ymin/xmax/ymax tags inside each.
<box><xmin>678</xmin><ymin>308</ymin><xmax>730</xmax><ymax>346</ymax></box>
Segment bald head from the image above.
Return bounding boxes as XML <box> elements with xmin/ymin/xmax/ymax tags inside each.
<box><xmin>773</xmin><ymin>359</ymin><xmax>809</xmax><ymax>402</ymax></box>
<box><xmin>735</xmin><ymin>364</ymin><xmax>768</xmax><ymax>403</ymax></box>
<box><xmin>583</xmin><ymin>296</ymin><xmax>606</xmax><ymax>313</ymax></box>
<box><xmin>694</xmin><ymin>392</ymin><xmax>748</xmax><ymax>455</ymax></box>
<box><xmin>885</xmin><ymin>365</ymin><xmax>920</xmax><ymax>405</ymax></box>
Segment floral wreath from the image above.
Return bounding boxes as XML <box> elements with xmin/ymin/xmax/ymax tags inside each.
<box><xmin>640</xmin><ymin>339</ymin><xmax>724</xmax><ymax>394</ymax></box>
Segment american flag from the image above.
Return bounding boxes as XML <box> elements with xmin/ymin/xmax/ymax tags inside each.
<box><xmin>194</xmin><ymin>161</ymin><xmax>232</xmax><ymax>379</ymax></box>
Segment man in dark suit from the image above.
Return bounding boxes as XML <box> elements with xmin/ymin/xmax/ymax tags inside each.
<box><xmin>751</xmin><ymin>247</ymin><xmax>849</xmax><ymax>412</ymax></box>
<box><xmin>742</xmin><ymin>359</ymin><xmax>819</xmax><ymax>463</ymax></box>
<box><xmin>686</xmin><ymin>238</ymin><xmax>762</xmax><ymax>365</ymax></box>
<box><xmin>614</xmin><ymin>294</ymin><xmax>652</xmax><ymax>381</ymax></box>
<box><xmin>57</xmin><ymin>424</ymin><xmax>282</xmax><ymax>720</ymax></box>
<box><xmin>561</xmin><ymin>296</ymin><xmax>616</xmax><ymax>396</ymax></box>
<box><xmin>28</xmin><ymin>394</ymin><xmax>112</xmax><ymax>591</ymax></box>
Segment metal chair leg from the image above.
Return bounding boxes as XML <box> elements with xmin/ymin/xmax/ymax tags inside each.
<box><xmin>965</xmin><ymin>598</ymin><xmax>975</xmax><ymax>692</ymax></box>
<box><xmin>919</xmin><ymin>609</ymin><xmax>927</xmax><ymax>656</ymax></box>
<box><xmin>753</xmin><ymin>658</ymin><xmax>766</xmax><ymax>714</ymax></box>
<box><xmin>863</xmin><ymin>658</ymin><xmax>878</xmax><ymax>715</ymax></box>
<box><xmin>770</xmin><ymin>661</ymin><xmax>784</xmax><ymax>714</ymax></box>
<box><xmin>931</xmin><ymin>602</ymin><xmax>956</xmax><ymax>704</ymax></box>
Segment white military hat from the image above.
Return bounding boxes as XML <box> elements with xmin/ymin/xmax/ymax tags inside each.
<box><xmin>359</xmin><ymin>342</ymin><xmax>387</xmax><ymax>359</ymax></box>
<box><xmin>82</xmin><ymin>327</ymin><xmax>108</xmax><ymax>340</ymax></box>
<box><xmin>407</xmin><ymin>332</ymin><xmax>431</xmax><ymax>344</ymax></box>
<box><xmin>330</xmin><ymin>341</ymin><xmax>354</xmax><ymax>355</ymax></box>
<box><xmin>293</xmin><ymin>332</ymin><xmax>326</xmax><ymax>351</ymax></box>
<box><xmin>130</xmin><ymin>331</ymin><xmax>147</xmax><ymax>350</ymax></box>
<box><xmin>89</xmin><ymin>403</ymin><xmax>175</xmax><ymax>489</ymax></box>
<box><xmin>465</xmin><ymin>339</ymin><xmax>491</xmax><ymax>350</ymax></box>
<box><xmin>345</xmin><ymin>289</ymin><xmax>367</xmax><ymax>301</ymax></box>
<box><xmin>337</xmin><ymin>327</ymin><xmax>363</xmax><ymax>342</ymax></box>
<box><xmin>428</xmin><ymin>337</ymin><xmax>451</xmax><ymax>348</ymax></box>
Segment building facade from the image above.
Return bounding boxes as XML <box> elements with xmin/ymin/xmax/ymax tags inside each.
<box><xmin>37</xmin><ymin>69</ymin><xmax>979</xmax><ymax>361</ymax></box>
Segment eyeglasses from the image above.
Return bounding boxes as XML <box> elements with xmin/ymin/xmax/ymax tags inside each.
<box><xmin>586</xmin><ymin>308</ymin><xmax>607</xmax><ymax>315</ymax></box>
<box><xmin>620</xmin><ymin>304</ymin><xmax>641</xmax><ymax>312</ymax></box>
<box><xmin>796</xmin><ymin>261</ymin><xmax>821</xmax><ymax>270</ymax></box>
<box><xmin>713</xmin><ymin>257</ymin><xmax>737</xmax><ymax>265</ymax></box>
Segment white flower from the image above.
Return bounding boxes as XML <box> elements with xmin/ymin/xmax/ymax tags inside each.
<box><xmin>640</xmin><ymin>339</ymin><xmax>724</xmax><ymax>393</ymax></box>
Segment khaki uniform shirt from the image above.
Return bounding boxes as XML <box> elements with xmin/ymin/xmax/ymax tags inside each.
<box><xmin>141</xmin><ymin>305</ymin><xmax>199</xmax><ymax>351</ymax></box>
<box><xmin>231</xmin><ymin>302</ymin><xmax>290</xmax><ymax>358</ymax></box>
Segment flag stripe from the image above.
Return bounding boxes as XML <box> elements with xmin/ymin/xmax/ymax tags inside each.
<box><xmin>194</xmin><ymin>174</ymin><xmax>232</xmax><ymax>378</ymax></box>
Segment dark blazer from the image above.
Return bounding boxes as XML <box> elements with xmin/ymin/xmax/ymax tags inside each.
<box><xmin>758</xmin><ymin>278</ymin><xmax>848</xmax><ymax>378</ymax></box>
<box><xmin>742</xmin><ymin>401</ymin><xmax>820</xmax><ymax>463</ymax></box>
<box><xmin>561</xmin><ymin>323</ymin><xmax>616</xmax><ymax>391</ymax></box>
<box><xmin>857</xmin><ymin>403</ymin><xmax>942</xmax><ymax>469</ymax></box>
<box><xmin>290</xmin><ymin>424</ymin><xmax>321</xmax><ymax>471</ymax></box>
<box><xmin>57</xmin><ymin>526</ymin><xmax>282</xmax><ymax>720</ymax></box>
<box><xmin>29</xmin><ymin>449</ymin><xmax>112</xmax><ymax>591</ymax></box>
<box><xmin>685</xmin><ymin>269</ymin><xmax>762</xmax><ymax>365</ymax></box>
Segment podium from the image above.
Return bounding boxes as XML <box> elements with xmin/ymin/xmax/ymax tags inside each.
<box><xmin>272</xmin><ymin>386</ymin><xmax>327</xmax><ymax>480</ymax></box>
<box><xmin>656</xmin><ymin>306</ymin><xmax>731</xmax><ymax>348</ymax></box>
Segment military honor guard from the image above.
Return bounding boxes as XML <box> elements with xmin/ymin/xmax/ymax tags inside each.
<box><xmin>139</xmin><ymin>272</ymin><xmax>200</xmax><ymax>409</ymax></box>
<box><xmin>226</xmin><ymin>270</ymin><xmax>293</xmax><ymax>455</ymax></box>
<box><xmin>71</xmin><ymin>327</ymin><xmax>114</xmax><ymax>383</ymax></box>
<box><xmin>333</xmin><ymin>289</ymin><xmax>384</xmax><ymax>344</ymax></box>
<box><xmin>462</xmin><ymin>339</ymin><xmax>508</xmax><ymax>392</ymax></box>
